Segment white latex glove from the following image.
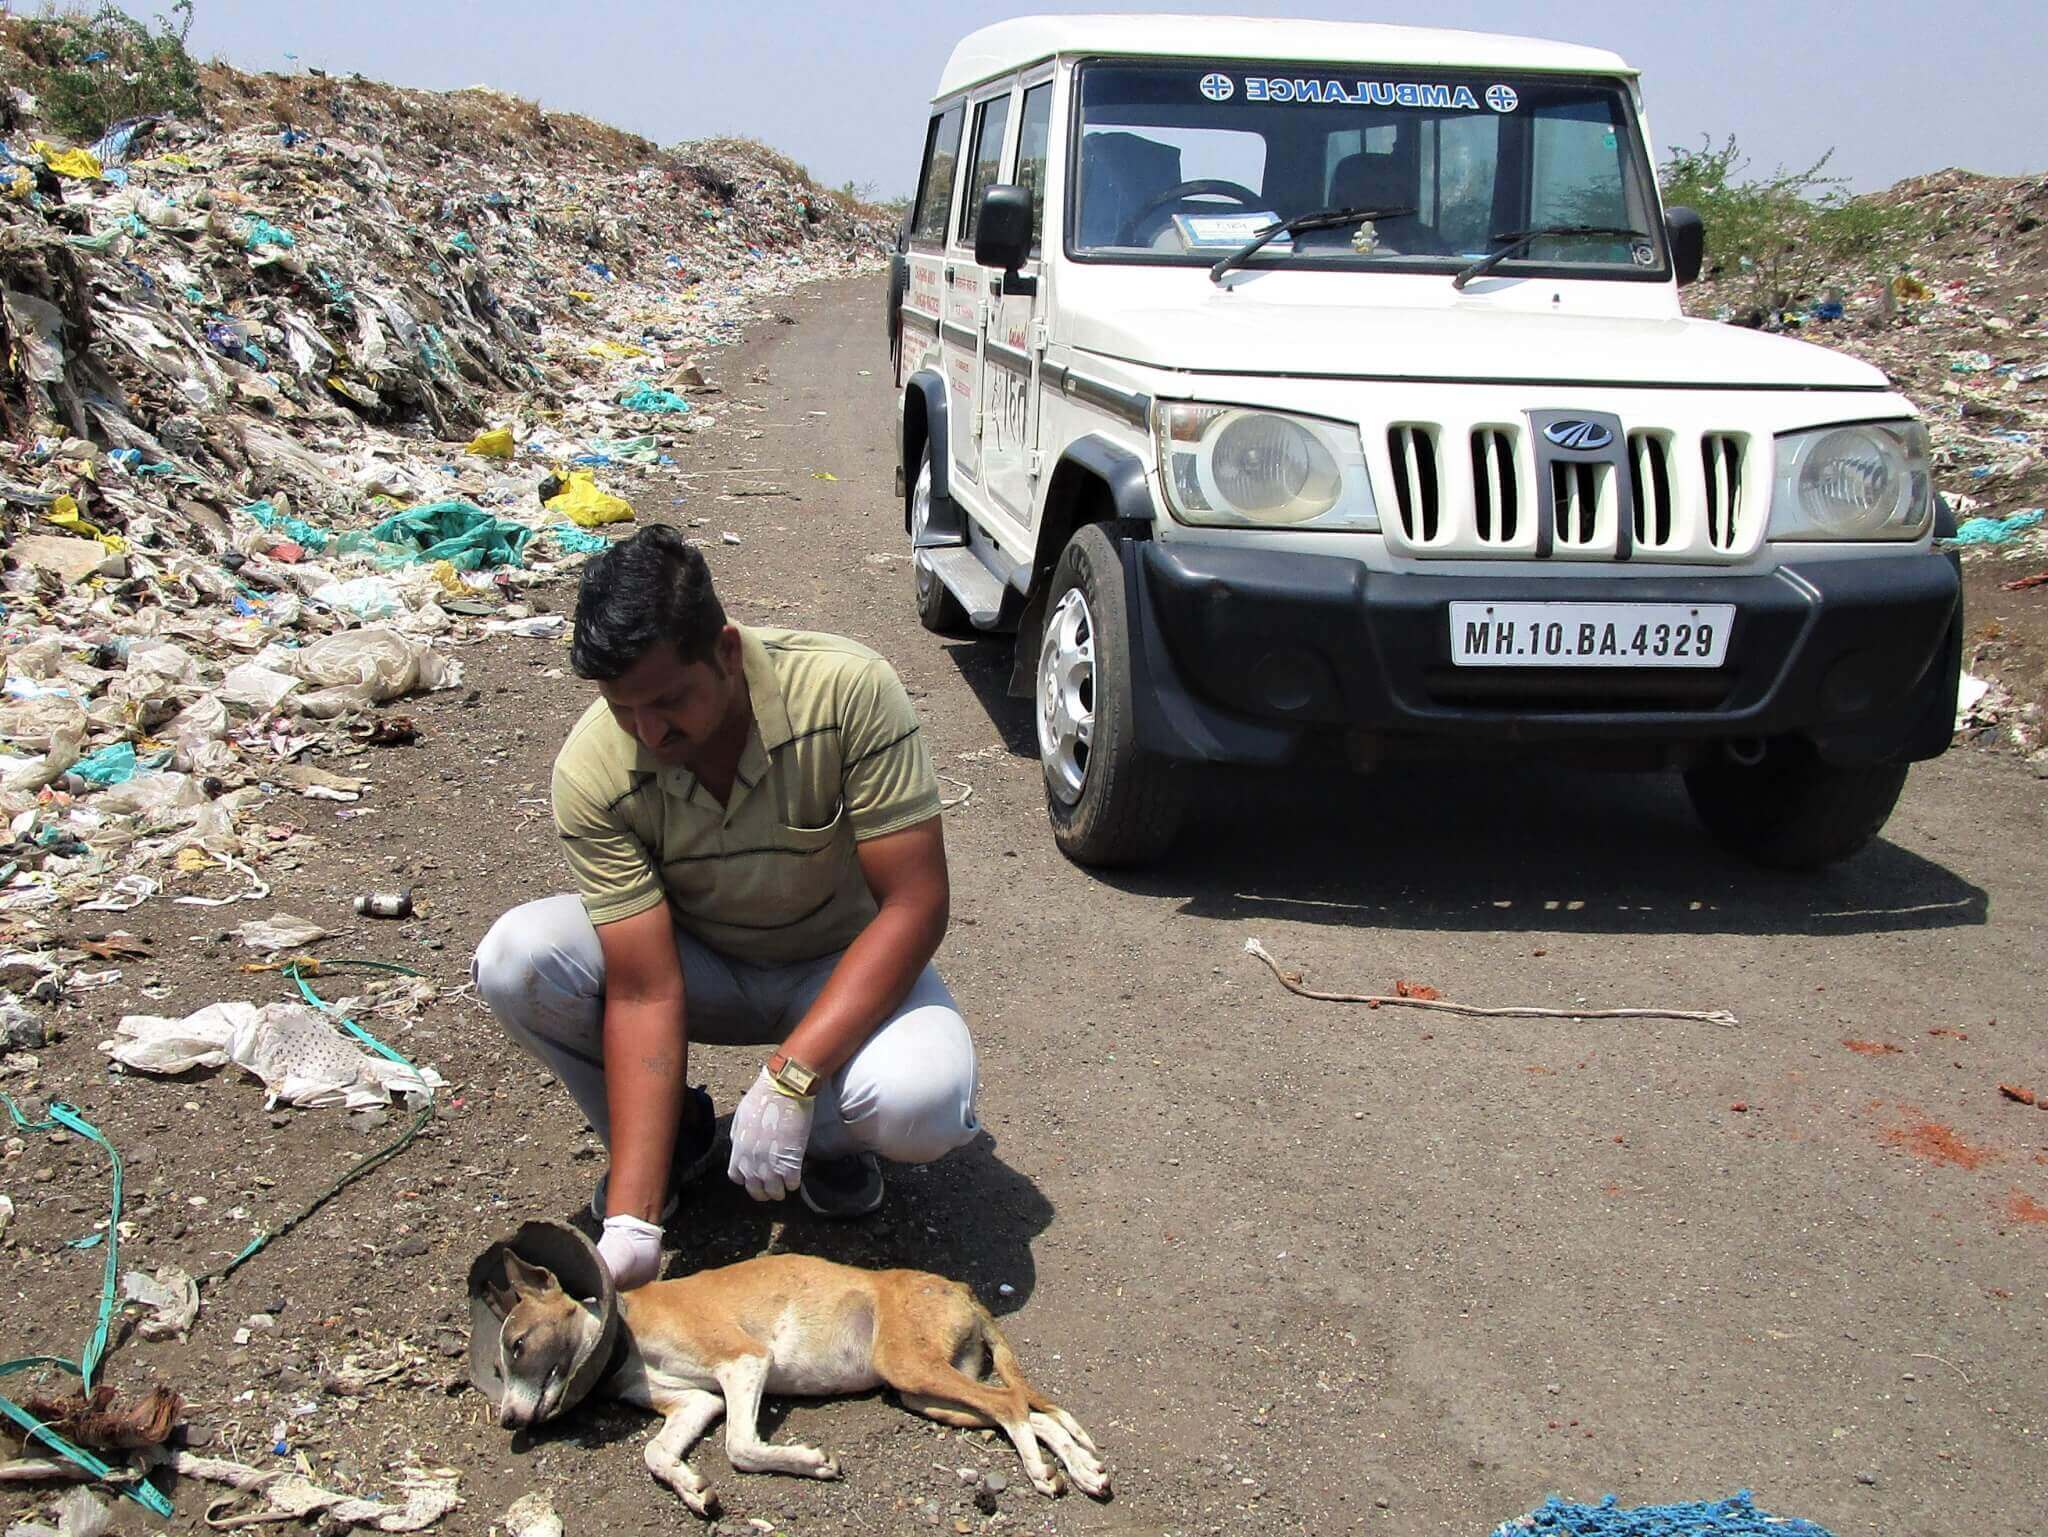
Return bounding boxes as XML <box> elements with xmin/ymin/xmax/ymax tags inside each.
<box><xmin>596</xmin><ymin>1214</ymin><xmax>663</xmax><ymax>1291</ymax></box>
<box><xmin>727</xmin><ymin>1067</ymin><xmax>815</xmax><ymax>1202</ymax></box>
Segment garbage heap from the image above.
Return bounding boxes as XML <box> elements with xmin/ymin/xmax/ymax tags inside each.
<box><xmin>1685</xmin><ymin>171</ymin><xmax>2047</xmax><ymax>547</ymax></box>
<box><xmin>1685</xmin><ymin>169</ymin><xmax>2048</xmax><ymax>765</ymax></box>
<box><xmin>0</xmin><ymin>49</ymin><xmax>889</xmax><ymax>996</ymax></box>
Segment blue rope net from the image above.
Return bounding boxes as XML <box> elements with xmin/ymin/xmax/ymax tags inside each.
<box><xmin>1492</xmin><ymin>1492</ymin><xmax>1838</xmax><ymax>1537</ymax></box>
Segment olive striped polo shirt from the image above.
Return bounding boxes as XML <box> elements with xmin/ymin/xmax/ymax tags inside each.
<box><xmin>551</xmin><ymin>625</ymin><xmax>940</xmax><ymax>965</ymax></box>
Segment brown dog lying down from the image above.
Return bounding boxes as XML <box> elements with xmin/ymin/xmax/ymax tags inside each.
<box><xmin>488</xmin><ymin>1250</ymin><xmax>1110</xmax><ymax>1518</ymax></box>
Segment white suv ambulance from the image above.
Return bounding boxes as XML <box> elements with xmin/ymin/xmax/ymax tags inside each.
<box><xmin>886</xmin><ymin>16</ymin><xmax>1961</xmax><ymax>869</ymax></box>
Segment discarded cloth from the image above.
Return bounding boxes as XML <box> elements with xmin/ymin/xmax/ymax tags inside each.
<box><xmin>100</xmin><ymin>1001</ymin><xmax>442</xmax><ymax>1108</ymax></box>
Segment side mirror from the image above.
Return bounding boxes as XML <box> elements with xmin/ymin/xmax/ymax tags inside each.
<box><xmin>974</xmin><ymin>184</ymin><xmax>1034</xmax><ymax>276</ymax></box>
<box><xmin>1665</xmin><ymin>205</ymin><xmax>1704</xmax><ymax>287</ymax></box>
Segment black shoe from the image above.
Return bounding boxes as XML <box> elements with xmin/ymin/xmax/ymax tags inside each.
<box><xmin>799</xmin><ymin>1152</ymin><xmax>884</xmax><ymax>1219</ymax></box>
<box><xmin>591</xmin><ymin>1085</ymin><xmax>719</xmax><ymax>1222</ymax></box>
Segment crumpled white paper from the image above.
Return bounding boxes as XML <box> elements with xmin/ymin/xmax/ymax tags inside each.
<box><xmin>100</xmin><ymin>1002</ymin><xmax>441</xmax><ymax>1109</ymax></box>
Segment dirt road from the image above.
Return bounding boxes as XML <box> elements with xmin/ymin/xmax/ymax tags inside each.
<box><xmin>6</xmin><ymin>274</ymin><xmax>2044</xmax><ymax>1537</ymax></box>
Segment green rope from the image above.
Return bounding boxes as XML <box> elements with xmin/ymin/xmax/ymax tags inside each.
<box><xmin>0</xmin><ymin>959</ymin><xmax>434</xmax><ymax>1516</ymax></box>
<box><xmin>0</xmin><ymin>1094</ymin><xmax>174</xmax><ymax>1516</ymax></box>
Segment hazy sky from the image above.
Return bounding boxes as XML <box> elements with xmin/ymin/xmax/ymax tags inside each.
<box><xmin>144</xmin><ymin>1</ymin><xmax>2042</xmax><ymax>199</ymax></box>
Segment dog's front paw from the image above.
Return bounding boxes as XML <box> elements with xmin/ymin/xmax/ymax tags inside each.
<box><xmin>810</xmin><ymin>1455</ymin><xmax>841</xmax><ymax>1481</ymax></box>
<box><xmin>1029</xmin><ymin>1467</ymin><xmax>1066</xmax><ymax>1499</ymax></box>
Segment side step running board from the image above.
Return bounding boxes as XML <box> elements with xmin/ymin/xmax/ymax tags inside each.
<box><xmin>925</xmin><ymin>546</ymin><xmax>1008</xmax><ymax>628</ymax></box>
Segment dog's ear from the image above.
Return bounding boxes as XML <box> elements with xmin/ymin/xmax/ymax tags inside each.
<box><xmin>500</xmin><ymin>1250</ymin><xmax>562</xmax><ymax>1302</ymax></box>
<box><xmin>484</xmin><ymin>1274</ymin><xmax>519</xmax><ymax>1317</ymax></box>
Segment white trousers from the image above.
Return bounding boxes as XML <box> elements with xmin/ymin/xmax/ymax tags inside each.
<box><xmin>473</xmin><ymin>894</ymin><xmax>980</xmax><ymax>1164</ymax></box>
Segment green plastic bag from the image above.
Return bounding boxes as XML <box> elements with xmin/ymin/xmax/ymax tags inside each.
<box><xmin>365</xmin><ymin>501</ymin><xmax>534</xmax><ymax>570</ymax></box>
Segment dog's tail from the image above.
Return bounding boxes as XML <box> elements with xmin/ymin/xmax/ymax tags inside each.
<box><xmin>974</xmin><ymin>1301</ymin><xmax>1057</xmax><ymax>1413</ymax></box>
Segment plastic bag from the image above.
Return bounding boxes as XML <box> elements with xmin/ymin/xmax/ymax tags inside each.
<box><xmin>31</xmin><ymin>141</ymin><xmax>103</xmax><ymax>179</ymax></box>
<box><xmin>101</xmin><ymin>1001</ymin><xmax>442</xmax><ymax>1108</ymax></box>
<box><xmin>289</xmin><ymin>627</ymin><xmax>459</xmax><ymax>703</ymax></box>
<box><xmin>236</xmin><ymin>912</ymin><xmax>328</xmax><ymax>953</ymax></box>
<box><xmin>466</xmin><ymin>426</ymin><xmax>516</xmax><ymax>458</ymax></box>
<box><xmin>94</xmin><ymin>770</ymin><xmax>203</xmax><ymax>817</ymax></box>
<box><xmin>543</xmin><ymin>470</ymin><xmax>634</xmax><ymax>528</ymax></box>
<box><xmin>365</xmin><ymin>501</ymin><xmax>532</xmax><ymax>570</ymax></box>
<box><xmin>309</xmin><ymin>575</ymin><xmax>406</xmax><ymax>621</ymax></box>
<box><xmin>618</xmin><ymin>382</ymin><xmax>691</xmax><ymax>414</ymax></box>
<box><xmin>221</xmin><ymin>662</ymin><xmax>303</xmax><ymax>712</ymax></box>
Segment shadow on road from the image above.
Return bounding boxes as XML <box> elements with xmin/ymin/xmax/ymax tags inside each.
<box><xmin>943</xmin><ymin>638</ymin><xmax>1987</xmax><ymax>939</ymax></box>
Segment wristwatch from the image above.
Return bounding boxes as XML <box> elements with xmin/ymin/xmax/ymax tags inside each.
<box><xmin>765</xmin><ymin>1050</ymin><xmax>820</xmax><ymax>1098</ymax></box>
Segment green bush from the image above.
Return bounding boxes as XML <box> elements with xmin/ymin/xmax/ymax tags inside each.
<box><xmin>21</xmin><ymin>1</ymin><xmax>202</xmax><ymax>143</ymax></box>
<box><xmin>1659</xmin><ymin>135</ymin><xmax>1920</xmax><ymax>301</ymax></box>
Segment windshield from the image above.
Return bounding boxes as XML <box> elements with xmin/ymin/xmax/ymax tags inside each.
<box><xmin>1070</xmin><ymin>60</ymin><xmax>1663</xmax><ymax>278</ymax></box>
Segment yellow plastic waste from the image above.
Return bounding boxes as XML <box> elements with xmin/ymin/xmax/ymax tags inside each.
<box><xmin>45</xmin><ymin>495</ymin><xmax>130</xmax><ymax>553</ymax></box>
<box><xmin>811</xmin><ymin>471</ymin><xmax>839</xmax><ymax>482</ymax></box>
<box><xmin>1891</xmin><ymin>273</ymin><xmax>1931</xmax><ymax>303</ymax></box>
<box><xmin>545</xmin><ymin>470</ymin><xmax>635</xmax><ymax>528</ymax></box>
<box><xmin>174</xmin><ymin>847</ymin><xmax>212</xmax><ymax>874</ymax></box>
<box><xmin>586</xmin><ymin>341</ymin><xmax>649</xmax><ymax>360</ymax></box>
<box><xmin>31</xmin><ymin>142</ymin><xmax>104</xmax><ymax>180</ymax></box>
<box><xmin>567</xmin><ymin>290</ymin><xmax>597</xmax><ymax>303</ymax></box>
<box><xmin>427</xmin><ymin>560</ymin><xmax>471</xmax><ymax>599</ymax></box>
<box><xmin>466</xmin><ymin>426</ymin><xmax>516</xmax><ymax>458</ymax></box>
<box><xmin>4</xmin><ymin>167</ymin><xmax>32</xmax><ymax>201</ymax></box>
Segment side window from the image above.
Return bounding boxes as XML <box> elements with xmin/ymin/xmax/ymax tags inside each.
<box><xmin>1015</xmin><ymin>83</ymin><xmax>1054</xmax><ymax>252</ymax></box>
<box><xmin>910</xmin><ymin>105</ymin><xmax>964</xmax><ymax>244</ymax></box>
<box><xmin>959</xmin><ymin>91</ymin><xmax>1013</xmax><ymax>243</ymax></box>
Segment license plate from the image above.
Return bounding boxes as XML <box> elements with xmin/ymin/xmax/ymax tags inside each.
<box><xmin>1449</xmin><ymin>602</ymin><xmax>1735</xmax><ymax>668</ymax></box>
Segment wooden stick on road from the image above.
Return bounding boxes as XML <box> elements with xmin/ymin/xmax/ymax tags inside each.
<box><xmin>1244</xmin><ymin>938</ymin><xmax>1740</xmax><ymax>1027</ymax></box>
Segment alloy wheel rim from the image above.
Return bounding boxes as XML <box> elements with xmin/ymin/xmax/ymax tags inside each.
<box><xmin>1037</xmin><ymin>587</ymin><xmax>1095</xmax><ymax>804</ymax></box>
<box><xmin>910</xmin><ymin>458</ymin><xmax>937</xmax><ymax>603</ymax></box>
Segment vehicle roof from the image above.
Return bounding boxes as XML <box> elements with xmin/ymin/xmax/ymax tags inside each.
<box><xmin>935</xmin><ymin>14</ymin><xmax>1636</xmax><ymax>98</ymax></box>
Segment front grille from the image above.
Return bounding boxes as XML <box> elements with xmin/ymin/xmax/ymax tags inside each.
<box><xmin>1629</xmin><ymin>432</ymin><xmax>1675</xmax><ymax>550</ymax></box>
<box><xmin>1386</xmin><ymin>425</ymin><xmax>1440</xmax><ymax>543</ymax></box>
<box><xmin>1549</xmin><ymin>460</ymin><xmax>1611</xmax><ymax>552</ymax></box>
<box><xmin>1470</xmin><ymin>427</ymin><xmax>1519</xmax><ymax>544</ymax></box>
<box><xmin>1701</xmin><ymin>433</ymin><xmax>1746</xmax><ymax>551</ymax></box>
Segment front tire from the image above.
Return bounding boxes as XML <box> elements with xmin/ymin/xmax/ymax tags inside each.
<box><xmin>909</xmin><ymin>448</ymin><xmax>966</xmax><ymax>634</ymax></box>
<box><xmin>1036</xmin><ymin>525</ymin><xmax>1184</xmax><ymax>866</ymax></box>
<box><xmin>1684</xmin><ymin>741</ymin><xmax>1909</xmax><ymax>870</ymax></box>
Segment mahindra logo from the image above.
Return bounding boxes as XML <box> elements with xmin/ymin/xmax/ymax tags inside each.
<box><xmin>1544</xmin><ymin>419</ymin><xmax>1614</xmax><ymax>452</ymax></box>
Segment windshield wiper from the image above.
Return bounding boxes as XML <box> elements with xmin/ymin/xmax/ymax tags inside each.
<box><xmin>1209</xmin><ymin>205</ymin><xmax>1417</xmax><ymax>285</ymax></box>
<box><xmin>1451</xmin><ymin>225</ymin><xmax>1649</xmax><ymax>290</ymax></box>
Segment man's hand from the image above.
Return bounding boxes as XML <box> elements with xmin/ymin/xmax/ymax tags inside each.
<box><xmin>727</xmin><ymin>1069</ymin><xmax>815</xmax><ymax>1201</ymax></box>
<box><xmin>596</xmin><ymin>1214</ymin><xmax>663</xmax><ymax>1290</ymax></box>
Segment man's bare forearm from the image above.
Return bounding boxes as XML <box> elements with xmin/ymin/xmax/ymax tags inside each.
<box><xmin>602</xmin><ymin>994</ymin><xmax>688</xmax><ymax>1220</ymax></box>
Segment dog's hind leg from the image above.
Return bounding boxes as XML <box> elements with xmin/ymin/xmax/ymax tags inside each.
<box><xmin>643</xmin><ymin>1388</ymin><xmax>725</xmax><ymax>1519</ymax></box>
<box><xmin>874</xmin><ymin>1335</ymin><xmax>1060</xmax><ymax>1496</ymax></box>
<box><xmin>978</xmin><ymin>1315</ymin><xmax>1110</xmax><ymax>1497</ymax></box>
<box><xmin>712</xmin><ymin>1354</ymin><xmax>841</xmax><ymax>1480</ymax></box>
<box><xmin>1027</xmin><ymin>1410</ymin><xmax>1111</xmax><ymax>1498</ymax></box>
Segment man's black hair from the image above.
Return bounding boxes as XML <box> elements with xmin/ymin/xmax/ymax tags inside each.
<box><xmin>569</xmin><ymin>525</ymin><xmax>728</xmax><ymax>680</ymax></box>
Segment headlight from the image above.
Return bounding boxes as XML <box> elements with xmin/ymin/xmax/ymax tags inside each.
<box><xmin>1153</xmin><ymin>404</ymin><xmax>1378</xmax><ymax>530</ymax></box>
<box><xmin>1769</xmin><ymin>420</ymin><xmax>1932</xmax><ymax>540</ymax></box>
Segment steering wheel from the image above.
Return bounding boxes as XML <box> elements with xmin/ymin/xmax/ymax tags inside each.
<box><xmin>1118</xmin><ymin>179</ymin><xmax>1265</xmax><ymax>247</ymax></box>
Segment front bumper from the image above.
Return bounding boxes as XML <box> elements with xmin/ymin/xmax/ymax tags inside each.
<box><xmin>1127</xmin><ymin>542</ymin><xmax>1962</xmax><ymax>767</ymax></box>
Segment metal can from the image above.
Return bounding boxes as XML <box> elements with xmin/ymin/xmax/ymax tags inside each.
<box><xmin>353</xmin><ymin>889</ymin><xmax>414</xmax><ymax>919</ymax></box>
